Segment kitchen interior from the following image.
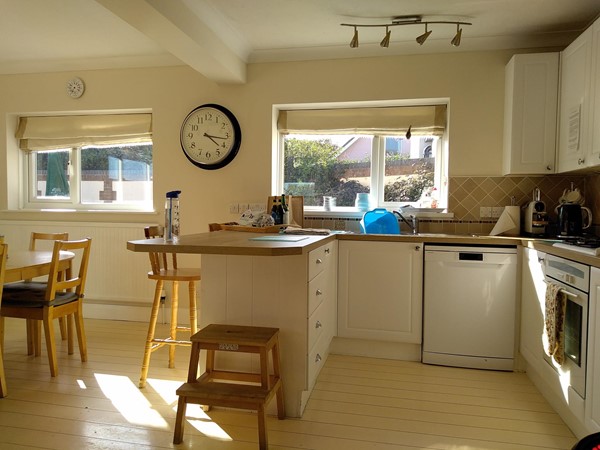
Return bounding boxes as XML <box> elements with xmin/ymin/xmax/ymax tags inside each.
<box><xmin>2</xmin><ymin>1</ymin><xmax>600</xmax><ymax>449</ymax></box>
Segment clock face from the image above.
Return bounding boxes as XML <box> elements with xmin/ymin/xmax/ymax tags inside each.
<box><xmin>66</xmin><ymin>77</ymin><xmax>85</xmax><ymax>98</ymax></box>
<box><xmin>180</xmin><ymin>104</ymin><xmax>241</xmax><ymax>170</ymax></box>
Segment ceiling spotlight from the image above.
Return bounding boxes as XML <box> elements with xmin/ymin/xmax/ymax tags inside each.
<box><xmin>416</xmin><ymin>24</ymin><xmax>432</xmax><ymax>45</ymax></box>
<box><xmin>380</xmin><ymin>27</ymin><xmax>391</xmax><ymax>47</ymax></box>
<box><xmin>451</xmin><ymin>24</ymin><xmax>462</xmax><ymax>47</ymax></box>
<box><xmin>350</xmin><ymin>26</ymin><xmax>359</xmax><ymax>48</ymax></box>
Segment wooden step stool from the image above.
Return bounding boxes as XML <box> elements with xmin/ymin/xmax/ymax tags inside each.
<box><xmin>173</xmin><ymin>324</ymin><xmax>285</xmax><ymax>449</ymax></box>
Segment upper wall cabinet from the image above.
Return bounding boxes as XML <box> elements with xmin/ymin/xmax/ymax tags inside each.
<box><xmin>503</xmin><ymin>53</ymin><xmax>559</xmax><ymax>175</ymax></box>
<box><xmin>557</xmin><ymin>18</ymin><xmax>600</xmax><ymax>172</ymax></box>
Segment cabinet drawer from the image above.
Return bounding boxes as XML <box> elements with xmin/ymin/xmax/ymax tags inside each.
<box><xmin>308</xmin><ymin>241</ymin><xmax>334</xmax><ymax>281</ymax></box>
<box><xmin>308</xmin><ymin>271</ymin><xmax>327</xmax><ymax>316</ymax></box>
<box><xmin>308</xmin><ymin>333</ymin><xmax>328</xmax><ymax>390</ymax></box>
<box><xmin>308</xmin><ymin>300</ymin><xmax>326</xmax><ymax>352</ymax></box>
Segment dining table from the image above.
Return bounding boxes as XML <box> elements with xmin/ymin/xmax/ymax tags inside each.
<box><xmin>5</xmin><ymin>250</ymin><xmax>75</xmax><ymax>284</ymax></box>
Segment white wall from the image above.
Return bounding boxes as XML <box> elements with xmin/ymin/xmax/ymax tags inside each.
<box><xmin>0</xmin><ymin>49</ymin><xmax>530</xmax><ymax>317</ymax></box>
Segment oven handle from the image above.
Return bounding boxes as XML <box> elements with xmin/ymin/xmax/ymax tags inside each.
<box><xmin>543</xmin><ymin>280</ymin><xmax>579</xmax><ymax>299</ymax></box>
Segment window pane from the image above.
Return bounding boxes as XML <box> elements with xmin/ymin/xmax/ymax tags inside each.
<box><xmin>383</xmin><ymin>136</ymin><xmax>436</xmax><ymax>205</ymax></box>
<box><xmin>81</xmin><ymin>143</ymin><xmax>153</xmax><ymax>206</ymax></box>
<box><xmin>33</xmin><ymin>150</ymin><xmax>70</xmax><ymax>199</ymax></box>
<box><xmin>283</xmin><ymin>135</ymin><xmax>370</xmax><ymax>207</ymax></box>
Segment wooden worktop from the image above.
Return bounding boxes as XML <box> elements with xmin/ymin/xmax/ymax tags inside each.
<box><xmin>127</xmin><ymin>230</ymin><xmax>336</xmax><ymax>256</ymax></box>
<box><xmin>127</xmin><ymin>229</ymin><xmax>600</xmax><ymax>267</ymax></box>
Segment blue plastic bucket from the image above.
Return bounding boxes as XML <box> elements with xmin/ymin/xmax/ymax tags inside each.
<box><xmin>360</xmin><ymin>208</ymin><xmax>400</xmax><ymax>234</ymax></box>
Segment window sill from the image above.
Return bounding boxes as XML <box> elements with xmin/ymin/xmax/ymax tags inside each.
<box><xmin>303</xmin><ymin>207</ymin><xmax>454</xmax><ymax>219</ymax></box>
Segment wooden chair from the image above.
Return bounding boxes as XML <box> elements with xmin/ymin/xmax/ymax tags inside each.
<box><xmin>0</xmin><ymin>238</ymin><xmax>92</xmax><ymax>377</ymax></box>
<box><xmin>174</xmin><ymin>324</ymin><xmax>285</xmax><ymax>449</ymax></box>
<box><xmin>27</xmin><ymin>232</ymin><xmax>69</xmax><ymax>356</ymax></box>
<box><xmin>139</xmin><ymin>225</ymin><xmax>201</xmax><ymax>388</ymax></box>
<box><xmin>0</xmin><ymin>243</ymin><xmax>8</xmax><ymax>397</ymax></box>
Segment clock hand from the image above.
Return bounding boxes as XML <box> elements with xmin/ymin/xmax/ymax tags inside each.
<box><xmin>204</xmin><ymin>133</ymin><xmax>227</xmax><ymax>140</ymax></box>
<box><xmin>203</xmin><ymin>133</ymin><xmax>220</xmax><ymax>146</ymax></box>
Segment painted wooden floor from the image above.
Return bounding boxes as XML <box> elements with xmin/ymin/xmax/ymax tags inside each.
<box><xmin>0</xmin><ymin>318</ymin><xmax>577</xmax><ymax>449</ymax></box>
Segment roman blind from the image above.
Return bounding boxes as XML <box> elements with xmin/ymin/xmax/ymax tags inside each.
<box><xmin>16</xmin><ymin>113</ymin><xmax>153</xmax><ymax>151</ymax></box>
<box><xmin>277</xmin><ymin>105</ymin><xmax>446</xmax><ymax>136</ymax></box>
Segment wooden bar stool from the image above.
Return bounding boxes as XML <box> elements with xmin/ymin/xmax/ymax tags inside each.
<box><xmin>139</xmin><ymin>225</ymin><xmax>201</xmax><ymax>388</ymax></box>
<box><xmin>173</xmin><ymin>324</ymin><xmax>285</xmax><ymax>449</ymax></box>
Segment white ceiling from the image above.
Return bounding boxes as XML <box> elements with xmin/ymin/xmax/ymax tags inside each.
<box><xmin>1</xmin><ymin>0</ymin><xmax>599</xmax><ymax>83</ymax></box>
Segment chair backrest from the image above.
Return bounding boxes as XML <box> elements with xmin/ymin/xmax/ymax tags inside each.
<box><xmin>30</xmin><ymin>232</ymin><xmax>69</xmax><ymax>251</ymax></box>
<box><xmin>46</xmin><ymin>238</ymin><xmax>92</xmax><ymax>302</ymax></box>
<box><xmin>144</xmin><ymin>226</ymin><xmax>177</xmax><ymax>273</ymax></box>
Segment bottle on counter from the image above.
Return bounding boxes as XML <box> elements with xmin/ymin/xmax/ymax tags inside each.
<box><xmin>281</xmin><ymin>194</ymin><xmax>290</xmax><ymax>225</ymax></box>
<box><xmin>271</xmin><ymin>198</ymin><xmax>282</xmax><ymax>225</ymax></box>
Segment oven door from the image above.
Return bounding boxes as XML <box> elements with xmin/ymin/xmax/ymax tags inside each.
<box><xmin>542</xmin><ymin>279</ymin><xmax>588</xmax><ymax>399</ymax></box>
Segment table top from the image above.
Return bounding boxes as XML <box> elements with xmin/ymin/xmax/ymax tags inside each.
<box><xmin>127</xmin><ymin>231</ymin><xmax>335</xmax><ymax>256</ymax></box>
<box><xmin>5</xmin><ymin>250</ymin><xmax>74</xmax><ymax>283</ymax></box>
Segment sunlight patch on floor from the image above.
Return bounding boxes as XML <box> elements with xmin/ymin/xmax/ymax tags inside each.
<box><xmin>185</xmin><ymin>405</ymin><xmax>233</xmax><ymax>441</ymax></box>
<box><xmin>95</xmin><ymin>373</ymin><xmax>169</xmax><ymax>428</ymax></box>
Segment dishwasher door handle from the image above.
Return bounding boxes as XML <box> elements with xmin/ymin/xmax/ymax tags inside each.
<box><xmin>458</xmin><ymin>252</ymin><xmax>484</xmax><ymax>261</ymax></box>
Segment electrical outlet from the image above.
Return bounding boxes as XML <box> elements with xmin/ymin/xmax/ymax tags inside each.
<box><xmin>492</xmin><ymin>207</ymin><xmax>504</xmax><ymax>218</ymax></box>
<box><xmin>479</xmin><ymin>207</ymin><xmax>491</xmax><ymax>218</ymax></box>
<box><xmin>239</xmin><ymin>203</ymin><xmax>250</xmax><ymax>212</ymax></box>
<box><xmin>229</xmin><ymin>203</ymin><xmax>239</xmax><ymax>214</ymax></box>
<box><xmin>250</xmin><ymin>203</ymin><xmax>265</xmax><ymax>212</ymax></box>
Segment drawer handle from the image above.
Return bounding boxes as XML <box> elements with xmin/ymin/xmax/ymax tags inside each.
<box><xmin>324</xmin><ymin>248</ymin><xmax>330</xmax><ymax>254</ymax></box>
<box><xmin>316</xmin><ymin>258</ymin><xmax>323</xmax><ymax>264</ymax></box>
<box><xmin>316</xmin><ymin>289</ymin><xmax>323</xmax><ymax>296</ymax></box>
<box><xmin>315</xmin><ymin>320</ymin><xmax>322</xmax><ymax>329</ymax></box>
<box><xmin>315</xmin><ymin>353</ymin><xmax>322</xmax><ymax>363</ymax></box>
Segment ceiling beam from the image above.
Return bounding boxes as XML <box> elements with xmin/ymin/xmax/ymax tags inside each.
<box><xmin>94</xmin><ymin>0</ymin><xmax>246</xmax><ymax>84</ymax></box>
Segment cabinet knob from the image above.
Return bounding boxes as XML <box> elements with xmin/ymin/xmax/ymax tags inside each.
<box><xmin>316</xmin><ymin>258</ymin><xmax>323</xmax><ymax>264</ymax></box>
<box><xmin>578</xmin><ymin>158</ymin><xmax>585</xmax><ymax>165</ymax></box>
<box><xmin>415</xmin><ymin>245</ymin><xmax>421</xmax><ymax>251</ymax></box>
<box><xmin>316</xmin><ymin>289</ymin><xmax>323</xmax><ymax>296</ymax></box>
<box><xmin>546</xmin><ymin>165</ymin><xmax>552</xmax><ymax>171</ymax></box>
<box><xmin>315</xmin><ymin>320</ymin><xmax>322</xmax><ymax>329</ymax></box>
<box><xmin>315</xmin><ymin>353</ymin><xmax>322</xmax><ymax>363</ymax></box>
<box><xmin>324</xmin><ymin>248</ymin><xmax>330</xmax><ymax>254</ymax></box>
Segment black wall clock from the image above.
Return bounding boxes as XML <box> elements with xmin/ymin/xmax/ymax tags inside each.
<box><xmin>180</xmin><ymin>103</ymin><xmax>242</xmax><ymax>170</ymax></box>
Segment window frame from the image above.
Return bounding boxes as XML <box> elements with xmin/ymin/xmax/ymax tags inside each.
<box><xmin>22</xmin><ymin>143</ymin><xmax>154</xmax><ymax>212</ymax></box>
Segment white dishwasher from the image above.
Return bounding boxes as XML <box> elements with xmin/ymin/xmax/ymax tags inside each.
<box><xmin>422</xmin><ymin>245</ymin><xmax>518</xmax><ymax>371</ymax></box>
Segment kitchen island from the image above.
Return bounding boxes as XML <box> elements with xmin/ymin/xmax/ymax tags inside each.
<box><xmin>128</xmin><ymin>230</ymin><xmax>337</xmax><ymax>418</ymax></box>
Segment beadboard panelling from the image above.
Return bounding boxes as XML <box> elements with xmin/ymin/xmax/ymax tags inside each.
<box><xmin>0</xmin><ymin>220</ymin><xmax>158</xmax><ymax>321</ymax></box>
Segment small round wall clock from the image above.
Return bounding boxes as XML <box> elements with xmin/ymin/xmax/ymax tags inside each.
<box><xmin>66</xmin><ymin>77</ymin><xmax>85</xmax><ymax>98</ymax></box>
<box><xmin>179</xmin><ymin>103</ymin><xmax>242</xmax><ymax>170</ymax></box>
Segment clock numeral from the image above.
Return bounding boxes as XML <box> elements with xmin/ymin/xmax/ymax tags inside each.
<box><xmin>216</xmin><ymin>150</ymin><xmax>221</xmax><ymax>157</ymax></box>
<box><xmin>206</xmin><ymin>151</ymin><xmax>211</xmax><ymax>159</ymax></box>
<box><xmin>190</xmin><ymin>124</ymin><xmax>198</xmax><ymax>131</ymax></box>
<box><xmin>189</xmin><ymin>141</ymin><xmax>196</xmax><ymax>149</ymax></box>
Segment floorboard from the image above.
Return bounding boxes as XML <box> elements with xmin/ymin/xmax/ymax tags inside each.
<box><xmin>0</xmin><ymin>318</ymin><xmax>578</xmax><ymax>449</ymax></box>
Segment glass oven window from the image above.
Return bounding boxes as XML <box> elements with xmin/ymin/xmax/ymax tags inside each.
<box><xmin>564</xmin><ymin>299</ymin><xmax>583</xmax><ymax>366</ymax></box>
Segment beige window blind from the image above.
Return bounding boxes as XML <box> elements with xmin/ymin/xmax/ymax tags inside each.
<box><xmin>277</xmin><ymin>105</ymin><xmax>446</xmax><ymax>136</ymax></box>
<box><xmin>16</xmin><ymin>113</ymin><xmax>153</xmax><ymax>151</ymax></box>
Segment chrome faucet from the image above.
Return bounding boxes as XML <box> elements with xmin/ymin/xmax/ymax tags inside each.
<box><xmin>393</xmin><ymin>210</ymin><xmax>419</xmax><ymax>234</ymax></box>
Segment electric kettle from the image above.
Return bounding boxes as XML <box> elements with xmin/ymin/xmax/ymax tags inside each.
<box><xmin>556</xmin><ymin>203</ymin><xmax>592</xmax><ymax>237</ymax></box>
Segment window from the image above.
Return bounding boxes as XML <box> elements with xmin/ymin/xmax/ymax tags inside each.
<box><xmin>276</xmin><ymin>103</ymin><xmax>448</xmax><ymax>211</ymax></box>
<box><xmin>16</xmin><ymin>113</ymin><xmax>153</xmax><ymax>211</ymax></box>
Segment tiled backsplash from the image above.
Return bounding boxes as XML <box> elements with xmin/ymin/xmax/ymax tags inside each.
<box><xmin>305</xmin><ymin>173</ymin><xmax>600</xmax><ymax>234</ymax></box>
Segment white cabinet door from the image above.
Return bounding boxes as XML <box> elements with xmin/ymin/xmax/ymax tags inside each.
<box><xmin>558</xmin><ymin>27</ymin><xmax>593</xmax><ymax>172</ymax></box>
<box><xmin>337</xmin><ymin>240</ymin><xmax>423</xmax><ymax>343</ymax></box>
<box><xmin>586</xmin><ymin>267</ymin><xmax>600</xmax><ymax>432</ymax></box>
<box><xmin>590</xmin><ymin>19</ymin><xmax>600</xmax><ymax>165</ymax></box>
<box><xmin>503</xmin><ymin>53</ymin><xmax>558</xmax><ymax>175</ymax></box>
<box><xmin>519</xmin><ymin>247</ymin><xmax>546</xmax><ymax>368</ymax></box>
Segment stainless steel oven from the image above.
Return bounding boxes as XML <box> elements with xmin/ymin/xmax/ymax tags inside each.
<box><xmin>543</xmin><ymin>253</ymin><xmax>590</xmax><ymax>400</ymax></box>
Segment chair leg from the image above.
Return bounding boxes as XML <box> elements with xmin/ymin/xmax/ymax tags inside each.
<box><xmin>58</xmin><ymin>316</ymin><xmax>67</xmax><ymax>341</ymax></box>
<box><xmin>67</xmin><ymin>313</ymin><xmax>74</xmax><ymax>355</ymax></box>
<box><xmin>173</xmin><ymin>396</ymin><xmax>187</xmax><ymax>444</ymax></box>
<box><xmin>272</xmin><ymin>340</ymin><xmax>285</xmax><ymax>419</ymax></box>
<box><xmin>140</xmin><ymin>280</ymin><xmax>163</xmax><ymax>388</ymax></box>
<box><xmin>0</xmin><ymin>343</ymin><xmax>6</xmax><ymax>398</ymax></box>
<box><xmin>0</xmin><ymin>316</ymin><xmax>4</xmax><ymax>354</ymax></box>
<box><xmin>73</xmin><ymin>304</ymin><xmax>87</xmax><ymax>362</ymax></box>
<box><xmin>168</xmin><ymin>281</ymin><xmax>179</xmax><ymax>369</ymax></box>
<box><xmin>32</xmin><ymin>320</ymin><xmax>42</xmax><ymax>357</ymax></box>
<box><xmin>25</xmin><ymin>319</ymin><xmax>34</xmax><ymax>355</ymax></box>
<box><xmin>43</xmin><ymin>309</ymin><xmax>58</xmax><ymax>377</ymax></box>
<box><xmin>188</xmin><ymin>281</ymin><xmax>198</xmax><ymax>335</ymax></box>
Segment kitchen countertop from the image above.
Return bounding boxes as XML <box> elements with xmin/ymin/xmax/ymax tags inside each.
<box><xmin>127</xmin><ymin>230</ymin><xmax>600</xmax><ymax>268</ymax></box>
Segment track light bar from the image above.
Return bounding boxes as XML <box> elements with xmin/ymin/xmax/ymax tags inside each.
<box><xmin>341</xmin><ymin>16</ymin><xmax>472</xmax><ymax>48</ymax></box>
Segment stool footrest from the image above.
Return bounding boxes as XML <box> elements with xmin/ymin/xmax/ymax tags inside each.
<box><xmin>176</xmin><ymin>378</ymin><xmax>281</xmax><ymax>410</ymax></box>
<box><xmin>151</xmin><ymin>338</ymin><xmax>191</xmax><ymax>346</ymax></box>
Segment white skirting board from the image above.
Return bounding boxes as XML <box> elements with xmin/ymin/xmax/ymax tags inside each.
<box><xmin>0</xmin><ymin>219</ymin><xmax>201</xmax><ymax>321</ymax></box>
